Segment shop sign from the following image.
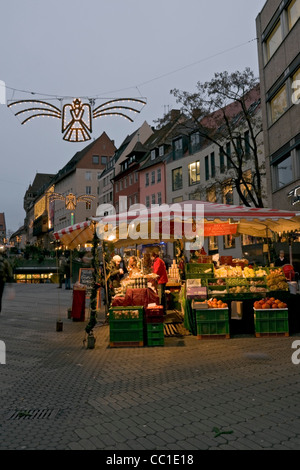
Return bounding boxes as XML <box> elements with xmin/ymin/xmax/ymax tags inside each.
<box><xmin>204</xmin><ymin>223</ymin><xmax>238</xmax><ymax>236</ymax></box>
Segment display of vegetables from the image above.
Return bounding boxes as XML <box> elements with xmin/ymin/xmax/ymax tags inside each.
<box><xmin>207</xmin><ymin>298</ymin><xmax>228</xmax><ymax>309</ymax></box>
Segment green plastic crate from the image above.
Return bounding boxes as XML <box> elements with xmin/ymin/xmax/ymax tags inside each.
<box><xmin>109</xmin><ymin>306</ymin><xmax>144</xmax><ymax>320</ymax></box>
<box><xmin>196</xmin><ymin>308</ymin><xmax>229</xmax><ymax>322</ymax></box>
<box><xmin>110</xmin><ymin>319</ymin><xmax>144</xmax><ymax>330</ymax></box>
<box><xmin>146</xmin><ymin>323</ymin><xmax>164</xmax><ymax>340</ymax></box>
<box><xmin>185</xmin><ymin>263</ymin><xmax>214</xmax><ymax>279</ymax></box>
<box><xmin>110</xmin><ymin>328</ymin><xmax>144</xmax><ymax>343</ymax></box>
<box><xmin>197</xmin><ymin>319</ymin><xmax>229</xmax><ymax>336</ymax></box>
<box><xmin>254</xmin><ymin>308</ymin><xmax>289</xmax><ymax>334</ymax></box>
<box><xmin>147</xmin><ymin>338</ymin><xmax>164</xmax><ymax>347</ymax></box>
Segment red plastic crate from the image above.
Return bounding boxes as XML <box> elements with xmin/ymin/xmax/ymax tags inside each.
<box><xmin>145</xmin><ymin>306</ymin><xmax>164</xmax><ymax>316</ymax></box>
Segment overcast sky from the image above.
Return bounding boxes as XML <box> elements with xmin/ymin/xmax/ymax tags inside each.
<box><xmin>0</xmin><ymin>0</ymin><xmax>266</xmax><ymax>234</ymax></box>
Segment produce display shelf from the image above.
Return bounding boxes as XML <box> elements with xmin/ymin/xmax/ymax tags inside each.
<box><xmin>109</xmin><ymin>306</ymin><xmax>144</xmax><ymax>320</ymax></box>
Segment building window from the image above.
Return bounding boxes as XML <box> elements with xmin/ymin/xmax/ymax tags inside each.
<box><xmin>85</xmin><ymin>171</ymin><xmax>92</xmax><ymax>181</ymax></box>
<box><xmin>205</xmin><ymin>156</ymin><xmax>209</xmax><ymax>180</ymax></box>
<box><xmin>266</xmin><ymin>20</ymin><xmax>282</xmax><ymax>61</ymax></box>
<box><xmin>134</xmin><ymin>193</ymin><xmax>138</xmax><ymax>204</ymax></box>
<box><xmin>270</xmin><ymin>85</ymin><xmax>288</xmax><ymax>123</ymax></box>
<box><xmin>135</xmin><ymin>172</ymin><xmax>138</xmax><ymax>183</ymax></box>
<box><xmin>172</xmin><ymin>167</ymin><xmax>183</xmax><ymax>191</ymax></box>
<box><xmin>244</xmin><ymin>130</ymin><xmax>251</xmax><ymax>158</ymax></box>
<box><xmin>151</xmin><ymin>149</ymin><xmax>156</xmax><ymax>160</ymax></box>
<box><xmin>222</xmin><ymin>181</ymin><xmax>233</xmax><ymax>205</ymax></box>
<box><xmin>224</xmin><ymin>234</ymin><xmax>235</xmax><ymax>249</ymax></box>
<box><xmin>174</xmin><ymin>138</ymin><xmax>183</xmax><ymax>159</ymax></box>
<box><xmin>272</xmin><ymin>153</ymin><xmax>293</xmax><ymax>190</ymax></box>
<box><xmin>151</xmin><ymin>171</ymin><xmax>155</xmax><ymax>185</ymax></box>
<box><xmin>145</xmin><ymin>173</ymin><xmax>149</xmax><ymax>186</ymax></box>
<box><xmin>86</xmin><ymin>201</ymin><xmax>92</xmax><ymax>210</ymax></box>
<box><xmin>190</xmin><ymin>132</ymin><xmax>201</xmax><ymax>153</ymax></box>
<box><xmin>152</xmin><ymin>194</ymin><xmax>156</xmax><ymax>205</ymax></box>
<box><xmin>92</xmin><ymin>155</ymin><xmax>99</xmax><ymax>164</ymax></box>
<box><xmin>158</xmin><ymin>192</ymin><xmax>162</xmax><ymax>205</ymax></box>
<box><xmin>292</xmin><ymin>67</ymin><xmax>300</xmax><ymax>104</ymax></box>
<box><xmin>115</xmin><ymin>182</ymin><xmax>119</xmax><ymax>193</ymax></box>
<box><xmin>145</xmin><ymin>196</ymin><xmax>150</xmax><ymax>208</ymax></box>
<box><xmin>210</xmin><ymin>152</ymin><xmax>215</xmax><ymax>178</ymax></box>
<box><xmin>159</xmin><ymin>146</ymin><xmax>164</xmax><ymax>157</ymax></box>
<box><xmin>188</xmin><ymin>161</ymin><xmax>200</xmax><ymax>185</ymax></box>
<box><xmin>124</xmin><ymin>177</ymin><xmax>128</xmax><ymax>189</ymax></box>
<box><xmin>219</xmin><ymin>147</ymin><xmax>225</xmax><ymax>173</ymax></box>
<box><xmin>120</xmin><ymin>180</ymin><xmax>123</xmax><ymax>190</ymax></box>
<box><xmin>86</xmin><ymin>186</ymin><xmax>91</xmax><ymax>195</ymax></box>
<box><xmin>101</xmin><ymin>156</ymin><xmax>107</xmax><ymax>165</ymax></box>
<box><xmin>172</xmin><ymin>196</ymin><xmax>183</xmax><ymax>203</ymax></box>
<box><xmin>157</xmin><ymin>168</ymin><xmax>161</xmax><ymax>183</ymax></box>
<box><xmin>288</xmin><ymin>0</ymin><xmax>300</xmax><ymax>30</ymax></box>
<box><xmin>226</xmin><ymin>142</ymin><xmax>233</xmax><ymax>168</ymax></box>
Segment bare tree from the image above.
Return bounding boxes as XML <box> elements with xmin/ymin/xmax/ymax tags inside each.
<box><xmin>170</xmin><ymin>68</ymin><xmax>265</xmax><ymax>207</ymax></box>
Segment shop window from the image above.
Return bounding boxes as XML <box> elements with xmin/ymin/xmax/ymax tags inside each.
<box><xmin>270</xmin><ymin>85</ymin><xmax>288</xmax><ymax>123</ymax></box>
<box><xmin>266</xmin><ymin>20</ymin><xmax>282</xmax><ymax>62</ymax></box>
<box><xmin>172</xmin><ymin>167</ymin><xmax>183</xmax><ymax>191</ymax></box>
<box><xmin>288</xmin><ymin>0</ymin><xmax>300</xmax><ymax>30</ymax></box>
<box><xmin>172</xmin><ymin>196</ymin><xmax>183</xmax><ymax>203</ymax></box>
<box><xmin>272</xmin><ymin>153</ymin><xmax>293</xmax><ymax>190</ymax></box>
<box><xmin>188</xmin><ymin>161</ymin><xmax>200</xmax><ymax>185</ymax></box>
<box><xmin>224</xmin><ymin>234</ymin><xmax>235</xmax><ymax>249</ymax></box>
<box><xmin>206</xmin><ymin>186</ymin><xmax>217</xmax><ymax>203</ymax></box>
<box><xmin>222</xmin><ymin>181</ymin><xmax>233</xmax><ymax>205</ymax></box>
<box><xmin>209</xmin><ymin>236</ymin><xmax>218</xmax><ymax>251</ymax></box>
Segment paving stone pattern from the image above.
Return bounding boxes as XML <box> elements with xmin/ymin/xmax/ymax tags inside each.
<box><xmin>0</xmin><ymin>284</ymin><xmax>300</xmax><ymax>450</ymax></box>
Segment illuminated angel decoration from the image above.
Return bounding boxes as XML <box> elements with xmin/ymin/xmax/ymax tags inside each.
<box><xmin>7</xmin><ymin>97</ymin><xmax>146</xmax><ymax>142</ymax></box>
<box><xmin>49</xmin><ymin>192</ymin><xmax>95</xmax><ymax>211</ymax></box>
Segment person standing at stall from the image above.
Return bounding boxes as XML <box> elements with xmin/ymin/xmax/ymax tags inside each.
<box><xmin>107</xmin><ymin>255</ymin><xmax>127</xmax><ymax>299</ymax></box>
<box><xmin>274</xmin><ymin>250</ymin><xmax>289</xmax><ymax>267</ymax></box>
<box><xmin>151</xmin><ymin>251</ymin><xmax>168</xmax><ymax>313</ymax></box>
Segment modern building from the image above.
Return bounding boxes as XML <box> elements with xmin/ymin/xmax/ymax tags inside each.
<box><xmin>256</xmin><ymin>0</ymin><xmax>300</xmax><ymax>210</ymax></box>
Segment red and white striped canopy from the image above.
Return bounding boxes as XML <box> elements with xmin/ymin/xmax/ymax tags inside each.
<box><xmin>53</xmin><ymin>201</ymin><xmax>300</xmax><ymax>248</ymax></box>
<box><xmin>53</xmin><ymin>220</ymin><xmax>95</xmax><ymax>249</ymax></box>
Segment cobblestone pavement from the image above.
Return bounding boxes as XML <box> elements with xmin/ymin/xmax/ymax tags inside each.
<box><xmin>0</xmin><ymin>283</ymin><xmax>300</xmax><ymax>451</ymax></box>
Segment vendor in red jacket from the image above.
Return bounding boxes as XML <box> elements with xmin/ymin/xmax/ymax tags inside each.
<box><xmin>151</xmin><ymin>252</ymin><xmax>168</xmax><ymax>312</ymax></box>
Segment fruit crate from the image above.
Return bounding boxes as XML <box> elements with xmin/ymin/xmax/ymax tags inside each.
<box><xmin>109</xmin><ymin>306</ymin><xmax>144</xmax><ymax>320</ymax></box>
<box><xmin>110</xmin><ymin>327</ymin><xmax>144</xmax><ymax>344</ymax></box>
<box><xmin>109</xmin><ymin>318</ymin><xmax>144</xmax><ymax>330</ymax></box>
<box><xmin>145</xmin><ymin>306</ymin><xmax>164</xmax><ymax>324</ymax></box>
<box><xmin>254</xmin><ymin>308</ymin><xmax>289</xmax><ymax>336</ymax></box>
<box><xmin>185</xmin><ymin>263</ymin><xmax>214</xmax><ymax>279</ymax></box>
<box><xmin>196</xmin><ymin>319</ymin><xmax>230</xmax><ymax>339</ymax></box>
<box><xmin>226</xmin><ymin>278</ymin><xmax>249</xmax><ymax>287</ymax></box>
<box><xmin>196</xmin><ymin>308</ymin><xmax>229</xmax><ymax>322</ymax></box>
